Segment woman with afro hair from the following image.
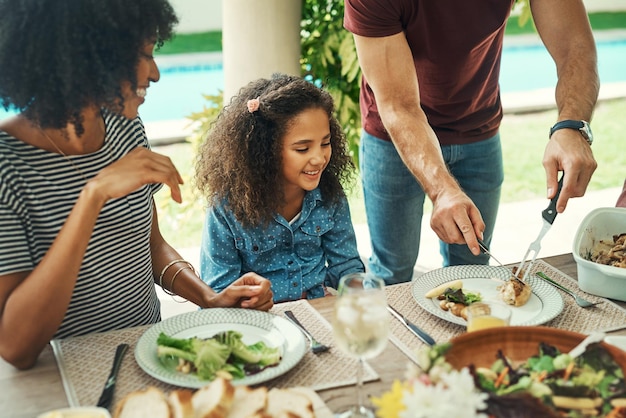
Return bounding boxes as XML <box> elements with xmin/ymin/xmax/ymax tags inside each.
<box><xmin>195</xmin><ymin>73</ymin><xmax>365</xmax><ymax>303</ymax></box>
<box><xmin>0</xmin><ymin>0</ymin><xmax>272</xmax><ymax>370</ymax></box>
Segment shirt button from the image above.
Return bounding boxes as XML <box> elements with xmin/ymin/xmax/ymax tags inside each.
<box><xmin>292</xmin><ymin>282</ymin><xmax>298</xmax><ymax>287</ymax></box>
<box><xmin>252</xmin><ymin>245</ymin><xmax>259</xmax><ymax>251</ymax></box>
<box><xmin>287</xmin><ymin>260</ymin><xmax>293</xmax><ymax>265</ymax></box>
<box><xmin>315</xmin><ymin>225</ymin><xmax>321</xmax><ymax>232</ymax></box>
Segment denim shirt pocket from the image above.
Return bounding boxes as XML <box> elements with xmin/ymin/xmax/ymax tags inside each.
<box><xmin>297</xmin><ymin>217</ymin><xmax>334</xmax><ymax>258</ymax></box>
<box><xmin>235</xmin><ymin>235</ymin><xmax>277</xmax><ymax>260</ymax></box>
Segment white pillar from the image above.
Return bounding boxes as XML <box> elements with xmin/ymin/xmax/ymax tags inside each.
<box><xmin>222</xmin><ymin>0</ymin><xmax>301</xmax><ymax>102</ymax></box>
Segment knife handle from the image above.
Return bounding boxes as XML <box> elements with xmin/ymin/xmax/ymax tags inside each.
<box><xmin>108</xmin><ymin>343</ymin><xmax>129</xmax><ymax>381</ymax></box>
<box><xmin>541</xmin><ymin>173</ymin><xmax>564</xmax><ymax>224</ymax></box>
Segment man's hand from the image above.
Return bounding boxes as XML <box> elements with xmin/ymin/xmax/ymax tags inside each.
<box><xmin>430</xmin><ymin>188</ymin><xmax>485</xmax><ymax>256</ymax></box>
<box><xmin>543</xmin><ymin>130</ymin><xmax>596</xmax><ymax>212</ymax></box>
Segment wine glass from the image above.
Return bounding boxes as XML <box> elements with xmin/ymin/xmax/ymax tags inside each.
<box><xmin>332</xmin><ymin>272</ymin><xmax>389</xmax><ymax>418</ymax></box>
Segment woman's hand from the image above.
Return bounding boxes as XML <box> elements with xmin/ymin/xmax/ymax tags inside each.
<box><xmin>207</xmin><ymin>273</ymin><xmax>274</xmax><ymax>311</ymax></box>
<box><xmin>89</xmin><ymin>147</ymin><xmax>183</xmax><ymax>204</ymax></box>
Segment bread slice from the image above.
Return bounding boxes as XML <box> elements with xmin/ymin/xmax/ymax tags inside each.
<box><xmin>192</xmin><ymin>377</ymin><xmax>235</xmax><ymax>418</ymax></box>
<box><xmin>265</xmin><ymin>388</ymin><xmax>314</xmax><ymax>418</ymax></box>
<box><xmin>226</xmin><ymin>385</ymin><xmax>268</xmax><ymax>418</ymax></box>
<box><xmin>113</xmin><ymin>386</ymin><xmax>171</xmax><ymax>418</ymax></box>
<box><xmin>169</xmin><ymin>389</ymin><xmax>194</xmax><ymax>418</ymax></box>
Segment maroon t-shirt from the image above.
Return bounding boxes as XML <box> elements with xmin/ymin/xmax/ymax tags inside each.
<box><xmin>344</xmin><ymin>0</ymin><xmax>515</xmax><ymax>145</ymax></box>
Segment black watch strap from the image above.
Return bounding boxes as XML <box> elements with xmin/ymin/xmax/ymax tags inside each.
<box><xmin>549</xmin><ymin>120</ymin><xmax>584</xmax><ymax>138</ymax></box>
<box><xmin>549</xmin><ymin>119</ymin><xmax>593</xmax><ymax>145</ymax></box>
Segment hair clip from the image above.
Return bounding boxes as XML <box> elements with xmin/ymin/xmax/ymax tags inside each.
<box><xmin>246</xmin><ymin>97</ymin><xmax>260</xmax><ymax>113</ymax></box>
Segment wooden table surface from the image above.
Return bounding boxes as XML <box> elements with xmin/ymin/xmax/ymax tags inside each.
<box><xmin>2</xmin><ymin>253</ymin><xmax>624</xmax><ymax>417</ymax></box>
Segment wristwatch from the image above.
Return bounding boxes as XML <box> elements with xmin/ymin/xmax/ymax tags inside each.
<box><xmin>549</xmin><ymin>119</ymin><xmax>593</xmax><ymax>145</ymax></box>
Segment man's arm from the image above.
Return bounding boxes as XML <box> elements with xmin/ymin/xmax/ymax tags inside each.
<box><xmin>531</xmin><ymin>0</ymin><xmax>599</xmax><ymax>211</ymax></box>
<box><xmin>352</xmin><ymin>32</ymin><xmax>484</xmax><ymax>254</ymax></box>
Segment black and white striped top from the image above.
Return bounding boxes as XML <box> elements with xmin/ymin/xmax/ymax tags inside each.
<box><xmin>0</xmin><ymin>110</ymin><xmax>162</xmax><ymax>339</ymax></box>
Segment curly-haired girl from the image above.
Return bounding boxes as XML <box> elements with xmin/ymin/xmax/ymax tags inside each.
<box><xmin>0</xmin><ymin>0</ymin><xmax>272</xmax><ymax>370</ymax></box>
<box><xmin>196</xmin><ymin>73</ymin><xmax>365</xmax><ymax>302</ymax></box>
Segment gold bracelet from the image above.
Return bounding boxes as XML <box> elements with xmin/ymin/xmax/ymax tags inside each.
<box><xmin>158</xmin><ymin>259</ymin><xmax>187</xmax><ymax>289</ymax></box>
<box><xmin>169</xmin><ymin>265</ymin><xmax>197</xmax><ymax>303</ymax></box>
<box><xmin>168</xmin><ymin>266</ymin><xmax>190</xmax><ymax>295</ymax></box>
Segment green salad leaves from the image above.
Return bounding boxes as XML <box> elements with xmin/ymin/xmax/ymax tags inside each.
<box><xmin>156</xmin><ymin>330</ymin><xmax>281</xmax><ymax>381</ymax></box>
<box><xmin>419</xmin><ymin>341</ymin><xmax>626</xmax><ymax>417</ymax></box>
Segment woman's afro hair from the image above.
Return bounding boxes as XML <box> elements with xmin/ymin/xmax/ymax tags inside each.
<box><xmin>0</xmin><ymin>0</ymin><xmax>178</xmax><ymax>134</ymax></box>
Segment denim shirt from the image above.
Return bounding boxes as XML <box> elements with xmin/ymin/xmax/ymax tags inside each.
<box><xmin>200</xmin><ymin>189</ymin><xmax>365</xmax><ymax>302</ymax></box>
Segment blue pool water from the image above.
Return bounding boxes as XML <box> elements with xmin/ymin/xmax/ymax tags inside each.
<box><xmin>1</xmin><ymin>39</ymin><xmax>624</xmax><ymax>123</ymax></box>
<box><xmin>500</xmin><ymin>39</ymin><xmax>625</xmax><ymax>93</ymax></box>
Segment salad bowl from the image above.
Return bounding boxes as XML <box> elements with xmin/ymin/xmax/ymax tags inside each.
<box><xmin>445</xmin><ymin>326</ymin><xmax>626</xmax><ymax>371</ymax></box>
<box><xmin>443</xmin><ymin>326</ymin><xmax>626</xmax><ymax>416</ymax></box>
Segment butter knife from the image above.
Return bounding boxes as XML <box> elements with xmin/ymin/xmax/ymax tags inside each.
<box><xmin>387</xmin><ymin>305</ymin><xmax>436</xmax><ymax>346</ymax></box>
<box><xmin>96</xmin><ymin>343</ymin><xmax>129</xmax><ymax>409</ymax></box>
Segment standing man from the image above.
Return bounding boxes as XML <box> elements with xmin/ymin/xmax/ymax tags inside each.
<box><xmin>344</xmin><ymin>0</ymin><xmax>599</xmax><ymax>284</ymax></box>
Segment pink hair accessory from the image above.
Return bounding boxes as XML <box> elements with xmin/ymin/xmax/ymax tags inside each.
<box><xmin>247</xmin><ymin>97</ymin><xmax>260</xmax><ymax>113</ymax></box>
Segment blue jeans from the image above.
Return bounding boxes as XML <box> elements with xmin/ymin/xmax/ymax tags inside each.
<box><xmin>360</xmin><ymin>131</ymin><xmax>504</xmax><ymax>285</ymax></box>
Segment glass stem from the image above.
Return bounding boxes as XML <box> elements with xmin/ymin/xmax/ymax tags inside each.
<box><xmin>356</xmin><ymin>357</ymin><xmax>365</xmax><ymax>410</ymax></box>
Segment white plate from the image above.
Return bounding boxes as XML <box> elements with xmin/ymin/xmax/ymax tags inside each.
<box><xmin>135</xmin><ymin>308</ymin><xmax>307</xmax><ymax>388</ymax></box>
<box><xmin>412</xmin><ymin>265</ymin><xmax>564</xmax><ymax>326</ymax></box>
<box><xmin>37</xmin><ymin>407</ymin><xmax>111</xmax><ymax>418</ymax></box>
<box><xmin>605</xmin><ymin>336</ymin><xmax>626</xmax><ymax>352</ymax></box>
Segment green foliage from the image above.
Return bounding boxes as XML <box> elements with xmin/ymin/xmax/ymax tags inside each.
<box><xmin>186</xmin><ymin>91</ymin><xmax>223</xmax><ymax>150</ymax></box>
<box><xmin>301</xmin><ymin>0</ymin><xmax>362</xmax><ymax>161</ymax></box>
<box><xmin>513</xmin><ymin>0</ymin><xmax>533</xmax><ymax>28</ymax></box>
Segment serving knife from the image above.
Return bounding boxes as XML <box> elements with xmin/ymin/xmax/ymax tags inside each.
<box><xmin>96</xmin><ymin>343</ymin><xmax>129</xmax><ymax>409</ymax></box>
<box><xmin>387</xmin><ymin>305</ymin><xmax>436</xmax><ymax>346</ymax></box>
<box><xmin>516</xmin><ymin>173</ymin><xmax>564</xmax><ymax>281</ymax></box>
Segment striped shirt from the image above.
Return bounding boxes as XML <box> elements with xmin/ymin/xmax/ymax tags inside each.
<box><xmin>0</xmin><ymin>110</ymin><xmax>161</xmax><ymax>339</ymax></box>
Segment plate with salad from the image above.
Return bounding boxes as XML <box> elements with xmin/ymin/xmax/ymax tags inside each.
<box><xmin>135</xmin><ymin>308</ymin><xmax>307</xmax><ymax>388</ymax></box>
<box><xmin>412</xmin><ymin>265</ymin><xmax>564</xmax><ymax>326</ymax></box>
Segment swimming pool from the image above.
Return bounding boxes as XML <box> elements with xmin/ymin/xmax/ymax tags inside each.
<box><xmin>1</xmin><ymin>39</ymin><xmax>624</xmax><ymax>123</ymax></box>
<box><xmin>500</xmin><ymin>38</ymin><xmax>625</xmax><ymax>93</ymax></box>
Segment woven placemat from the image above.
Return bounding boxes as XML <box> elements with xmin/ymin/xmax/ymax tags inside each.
<box><xmin>51</xmin><ymin>300</ymin><xmax>378</xmax><ymax>409</ymax></box>
<box><xmin>387</xmin><ymin>259</ymin><xmax>626</xmax><ymax>361</ymax></box>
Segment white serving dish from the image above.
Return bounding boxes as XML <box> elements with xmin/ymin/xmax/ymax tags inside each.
<box><xmin>37</xmin><ymin>407</ymin><xmax>111</xmax><ymax>418</ymax></box>
<box><xmin>605</xmin><ymin>335</ymin><xmax>626</xmax><ymax>352</ymax></box>
<box><xmin>572</xmin><ymin>207</ymin><xmax>626</xmax><ymax>301</ymax></box>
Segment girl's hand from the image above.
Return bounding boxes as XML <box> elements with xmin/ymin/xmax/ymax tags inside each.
<box><xmin>89</xmin><ymin>147</ymin><xmax>183</xmax><ymax>204</ymax></box>
<box><xmin>209</xmin><ymin>273</ymin><xmax>274</xmax><ymax>311</ymax></box>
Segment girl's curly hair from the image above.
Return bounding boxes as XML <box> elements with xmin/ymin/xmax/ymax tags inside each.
<box><xmin>195</xmin><ymin>73</ymin><xmax>356</xmax><ymax>227</ymax></box>
<box><xmin>0</xmin><ymin>0</ymin><xmax>178</xmax><ymax>135</ymax></box>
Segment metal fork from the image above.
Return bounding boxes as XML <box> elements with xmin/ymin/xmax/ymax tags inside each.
<box><xmin>535</xmin><ymin>272</ymin><xmax>603</xmax><ymax>308</ymax></box>
<box><xmin>516</xmin><ymin>175</ymin><xmax>564</xmax><ymax>281</ymax></box>
<box><xmin>284</xmin><ymin>310</ymin><xmax>330</xmax><ymax>354</ymax></box>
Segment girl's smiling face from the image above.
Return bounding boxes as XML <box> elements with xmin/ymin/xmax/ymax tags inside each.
<box><xmin>119</xmin><ymin>41</ymin><xmax>160</xmax><ymax>119</ymax></box>
<box><xmin>280</xmin><ymin>107</ymin><xmax>332</xmax><ymax>195</ymax></box>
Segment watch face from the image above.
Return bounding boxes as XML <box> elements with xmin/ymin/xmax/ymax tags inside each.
<box><xmin>581</xmin><ymin>120</ymin><xmax>593</xmax><ymax>143</ymax></box>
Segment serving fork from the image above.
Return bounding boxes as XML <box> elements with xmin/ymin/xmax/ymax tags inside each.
<box><xmin>516</xmin><ymin>175</ymin><xmax>564</xmax><ymax>281</ymax></box>
<box><xmin>535</xmin><ymin>272</ymin><xmax>603</xmax><ymax>308</ymax></box>
<box><xmin>284</xmin><ymin>310</ymin><xmax>330</xmax><ymax>354</ymax></box>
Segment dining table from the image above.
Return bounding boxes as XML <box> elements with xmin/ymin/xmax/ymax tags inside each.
<box><xmin>2</xmin><ymin>253</ymin><xmax>626</xmax><ymax>418</ymax></box>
